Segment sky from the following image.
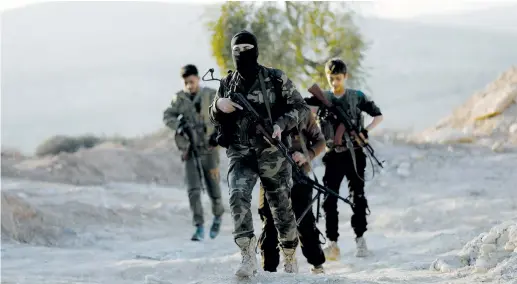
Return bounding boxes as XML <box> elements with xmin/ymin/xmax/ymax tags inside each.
<box><xmin>366</xmin><ymin>0</ymin><xmax>517</xmax><ymax>18</ymax></box>
<box><xmin>1</xmin><ymin>0</ymin><xmax>516</xmax><ymax>18</ymax></box>
<box><xmin>2</xmin><ymin>0</ymin><xmax>516</xmax><ymax>154</ymax></box>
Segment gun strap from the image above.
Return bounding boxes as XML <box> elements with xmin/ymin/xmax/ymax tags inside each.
<box><xmin>258</xmin><ymin>70</ymin><xmax>273</xmax><ymax>125</ymax></box>
<box><xmin>343</xmin><ymin>131</ymin><xmax>362</xmax><ymax>183</ymax></box>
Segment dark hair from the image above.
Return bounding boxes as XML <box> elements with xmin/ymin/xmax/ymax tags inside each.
<box><xmin>325</xmin><ymin>58</ymin><xmax>347</xmax><ymax>75</ymax></box>
<box><xmin>181</xmin><ymin>64</ymin><xmax>198</xmax><ymax>78</ymax></box>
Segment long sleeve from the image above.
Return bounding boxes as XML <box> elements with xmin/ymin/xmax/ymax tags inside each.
<box><xmin>208</xmin><ymin>83</ymin><xmax>228</xmax><ymax>127</ymax></box>
<box><xmin>206</xmin><ymin>88</ymin><xmax>219</xmax><ymax>143</ymax></box>
<box><xmin>357</xmin><ymin>90</ymin><xmax>382</xmax><ymax>117</ymax></box>
<box><xmin>304</xmin><ymin>113</ymin><xmax>326</xmax><ymax>160</ymax></box>
<box><xmin>163</xmin><ymin>96</ymin><xmax>181</xmax><ymax>130</ymax></box>
<box><xmin>273</xmin><ymin>72</ymin><xmax>310</xmax><ymax>132</ymax></box>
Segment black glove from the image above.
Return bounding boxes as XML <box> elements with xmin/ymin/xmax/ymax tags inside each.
<box><xmin>317</xmin><ymin>107</ymin><xmax>337</xmax><ymax>123</ymax></box>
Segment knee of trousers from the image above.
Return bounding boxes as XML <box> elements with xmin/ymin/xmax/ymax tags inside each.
<box><xmin>349</xmin><ymin>180</ymin><xmax>366</xmax><ymax>196</ymax></box>
<box><xmin>229</xmin><ymin>188</ymin><xmax>252</xmax><ymax>218</ymax></box>
<box><xmin>188</xmin><ymin>187</ymin><xmax>202</xmax><ymax>198</ymax></box>
<box><xmin>263</xmin><ymin>190</ymin><xmax>292</xmax><ymax>216</ymax></box>
<box><xmin>352</xmin><ymin>195</ymin><xmax>368</xmax><ymax>213</ymax></box>
<box><xmin>229</xmin><ymin>188</ymin><xmax>252</xmax><ymax>204</ymax></box>
<box><xmin>351</xmin><ymin>196</ymin><xmax>368</xmax><ymax>228</ymax></box>
<box><xmin>322</xmin><ymin>196</ymin><xmax>338</xmax><ymax>212</ymax></box>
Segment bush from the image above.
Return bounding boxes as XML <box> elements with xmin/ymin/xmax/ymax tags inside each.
<box><xmin>35</xmin><ymin>134</ymin><xmax>107</xmax><ymax>157</ymax></box>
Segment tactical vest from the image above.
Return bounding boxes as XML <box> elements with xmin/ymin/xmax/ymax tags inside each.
<box><xmin>174</xmin><ymin>87</ymin><xmax>216</xmax><ymax>152</ymax></box>
<box><xmin>215</xmin><ymin>67</ymin><xmax>290</xmax><ymax>148</ymax></box>
<box><xmin>319</xmin><ymin>89</ymin><xmax>365</xmax><ymax>149</ymax></box>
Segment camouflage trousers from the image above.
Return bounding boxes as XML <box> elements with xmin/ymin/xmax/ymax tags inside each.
<box><xmin>226</xmin><ymin>143</ymin><xmax>299</xmax><ymax>249</ymax></box>
<box><xmin>185</xmin><ymin>147</ymin><xmax>225</xmax><ymax>226</ymax></box>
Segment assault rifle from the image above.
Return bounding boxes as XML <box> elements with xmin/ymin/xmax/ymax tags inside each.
<box><xmin>307</xmin><ymin>84</ymin><xmax>384</xmax><ymax>168</ymax></box>
<box><xmin>177</xmin><ymin>114</ymin><xmax>205</xmax><ymax>192</ymax></box>
<box><xmin>201</xmin><ymin>68</ymin><xmax>352</xmax><ymax>225</ymax></box>
<box><xmin>229</xmin><ymin>91</ymin><xmax>353</xmax><ymax>225</ymax></box>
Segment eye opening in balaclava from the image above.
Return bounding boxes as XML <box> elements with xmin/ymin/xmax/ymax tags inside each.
<box><xmin>231</xmin><ymin>30</ymin><xmax>259</xmax><ymax>81</ymax></box>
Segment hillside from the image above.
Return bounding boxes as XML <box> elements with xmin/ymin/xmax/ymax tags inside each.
<box><xmin>1</xmin><ymin>128</ymin><xmax>229</xmax><ymax>187</ymax></box>
<box><xmin>410</xmin><ymin>66</ymin><xmax>517</xmax><ymax>151</ymax></box>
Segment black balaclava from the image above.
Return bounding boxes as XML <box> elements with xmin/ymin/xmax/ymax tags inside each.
<box><xmin>231</xmin><ymin>30</ymin><xmax>259</xmax><ymax>82</ymax></box>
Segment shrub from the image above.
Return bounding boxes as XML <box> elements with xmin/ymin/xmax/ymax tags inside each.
<box><xmin>35</xmin><ymin>134</ymin><xmax>106</xmax><ymax>156</ymax></box>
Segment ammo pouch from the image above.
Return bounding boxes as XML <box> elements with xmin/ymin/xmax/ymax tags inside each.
<box><xmin>214</xmin><ymin>113</ymin><xmax>238</xmax><ymax>148</ymax></box>
<box><xmin>215</xmin><ymin>126</ymin><xmax>232</xmax><ymax>148</ymax></box>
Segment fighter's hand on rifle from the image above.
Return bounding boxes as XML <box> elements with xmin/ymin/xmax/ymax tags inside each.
<box><xmin>216</xmin><ymin>98</ymin><xmax>243</xmax><ymax>113</ymax></box>
<box><xmin>354</xmin><ymin>129</ymin><xmax>369</xmax><ymax>146</ymax></box>
<box><xmin>317</xmin><ymin>107</ymin><xmax>337</xmax><ymax>122</ymax></box>
<box><xmin>360</xmin><ymin>129</ymin><xmax>369</xmax><ymax>139</ymax></box>
<box><xmin>263</xmin><ymin>124</ymin><xmax>282</xmax><ymax>146</ymax></box>
<box><xmin>292</xmin><ymin>151</ymin><xmax>307</xmax><ymax>166</ymax></box>
<box><xmin>272</xmin><ymin>124</ymin><xmax>282</xmax><ymax>140</ymax></box>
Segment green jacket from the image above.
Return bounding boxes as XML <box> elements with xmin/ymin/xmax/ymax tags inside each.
<box><xmin>163</xmin><ymin>87</ymin><xmax>217</xmax><ymax>152</ymax></box>
<box><xmin>314</xmin><ymin>89</ymin><xmax>382</xmax><ymax>149</ymax></box>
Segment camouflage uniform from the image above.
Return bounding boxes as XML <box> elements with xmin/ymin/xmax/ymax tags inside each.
<box><xmin>209</xmin><ymin>66</ymin><xmax>309</xmax><ymax>249</ymax></box>
<box><xmin>258</xmin><ymin>112</ymin><xmax>326</xmax><ymax>271</ymax></box>
<box><xmin>163</xmin><ymin>87</ymin><xmax>225</xmax><ymax>226</ymax></box>
<box><xmin>308</xmin><ymin>89</ymin><xmax>382</xmax><ymax>241</ymax></box>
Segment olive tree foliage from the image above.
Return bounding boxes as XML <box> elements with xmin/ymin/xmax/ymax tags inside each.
<box><xmin>205</xmin><ymin>1</ymin><xmax>368</xmax><ymax>89</ymax></box>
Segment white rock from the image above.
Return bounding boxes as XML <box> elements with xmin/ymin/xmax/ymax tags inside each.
<box><xmin>481</xmin><ymin>244</ymin><xmax>497</xmax><ymax>254</ymax></box>
<box><xmin>482</xmin><ymin>231</ymin><xmax>499</xmax><ymax>244</ymax></box>
<box><xmin>509</xmin><ymin>123</ymin><xmax>517</xmax><ymax>134</ymax></box>
<box><xmin>491</xmin><ymin>141</ymin><xmax>504</xmax><ymax>152</ymax></box>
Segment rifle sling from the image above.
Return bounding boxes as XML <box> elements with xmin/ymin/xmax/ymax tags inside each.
<box><xmin>258</xmin><ymin>70</ymin><xmax>273</xmax><ymax>125</ymax></box>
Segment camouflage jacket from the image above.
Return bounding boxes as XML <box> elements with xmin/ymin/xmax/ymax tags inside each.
<box><xmin>310</xmin><ymin>89</ymin><xmax>382</xmax><ymax>150</ymax></box>
<box><xmin>163</xmin><ymin>87</ymin><xmax>217</xmax><ymax>152</ymax></box>
<box><xmin>209</xmin><ymin>66</ymin><xmax>310</xmax><ymax>149</ymax></box>
<box><xmin>291</xmin><ymin>112</ymin><xmax>326</xmax><ymax>173</ymax></box>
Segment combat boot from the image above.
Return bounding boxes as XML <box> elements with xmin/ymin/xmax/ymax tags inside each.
<box><xmin>281</xmin><ymin>247</ymin><xmax>298</xmax><ymax>273</ymax></box>
<box><xmin>323</xmin><ymin>241</ymin><xmax>341</xmax><ymax>261</ymax></box>
<box><xmin>355</xmin><ymin>236</ymin><xmax>369</xmax><ymax>257</ymax></box>
<box><xmin>235</xmin><ymin>236</ymin><xmax>258</xmax><ymax>277</ymax></box>
<box><xmin>209</xmin><ymin>216</ymin><xmax>222</xmax><ymax>239</ymax></box>
<box><xmin>310</xmin><ymin>264</ymin><xmax>325</xmax><ymax>274</ymax></box>
<box><xmin>191</xmin><ymin>225</ymin><xmax>204</xmax><ymax>241</ymax></box>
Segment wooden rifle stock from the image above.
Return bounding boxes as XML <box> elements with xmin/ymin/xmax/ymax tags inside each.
<box><xmin>307</xmin><ymin>84</ymin><xmax>368</xmax><ymax>147</ymax></box>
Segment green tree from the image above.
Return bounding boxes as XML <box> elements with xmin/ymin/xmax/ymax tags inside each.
<box><xmin>206</xmin><ymin>1</ymin><xmax>368</xmax><ymax>90</ymax></box>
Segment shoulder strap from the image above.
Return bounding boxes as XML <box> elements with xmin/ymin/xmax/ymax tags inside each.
<box><xmin>258</xmin><ymin>69</ymin><xmax>273</xmax><ymax>125</ymax></box>
<box><xmin>267</xmin><ymin>68</ymin><xmax>283</xmax><ymax>101</ymax></box>
<box><xmin>223</xmin><ymin>71</ymin><xmax>238</xmax><ymax>95</ymax></box>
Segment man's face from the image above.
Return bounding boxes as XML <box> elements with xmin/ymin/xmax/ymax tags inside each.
<box><xmin>183</xmin><ymin>75</ymin><xmax>200</xmax><ymax>94</ymax></box>
<box><xmin>326</xmin><ymin>73</ymin><xmax>347</xmax><ymax>95</ymax></box>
